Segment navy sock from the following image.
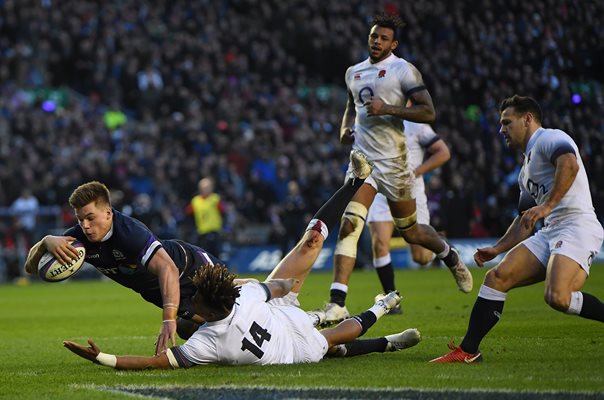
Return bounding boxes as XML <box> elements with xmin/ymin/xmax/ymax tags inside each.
<box><xmin>330</xmin><ymin>289</ymin><xmax>347</xmax><ymax>307</ymax></box>
<box><xmin>579</xmin><ymin>292</ymin><xmax>604</xmax><ymax>322</ymax></box>
<box><xmin>376</xmin><ymin>262</ymin><xmax>396</xmax><ymax>293</ymax></box>
<box><xmin>312</xmin><ymin>178</ymin><xmax>366</xmax><ymax>229</ymax></box>
<box><xmin>460</xmin><ymin>297</ymin><xmax>504</xmax><ymax>354</ymax></box>
<box><xmin>344</xmin><ymin>337</ymin><xmax>388</xmax><ymax>357</ymax></box>
<box><xmin>352</xmin><ymin>310</ymin><xmax>378</xmax><ymax>336</ymax></box>
<box><xmin>441</xmin><ymin>247</ymin><xmax>459</xmax><ymax>268</ymax></box>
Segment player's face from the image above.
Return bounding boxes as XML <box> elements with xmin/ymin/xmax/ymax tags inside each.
<box><xmin>499</xmin><ymin>107</ymin><xmax>529</xmax><ymax>150</ymax></box>
<box><xmin>368</xmin><ymin>25</ymin><xmax>398</xmax><ymax>63</ymax></box>
<box><xmin>74</xmin><ymin>202</ymin><xmax>113</xmax><ymax>242</ymax></box>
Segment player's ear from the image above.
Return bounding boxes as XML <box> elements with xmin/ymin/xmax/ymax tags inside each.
<box><xmin>391</xmin><ymin>40</ymin><xmax>399</xmax><ymax>51</ymax></box>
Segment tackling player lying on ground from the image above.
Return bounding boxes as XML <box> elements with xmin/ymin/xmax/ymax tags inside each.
<box><xmin>63</xmin><ymin>150</ymin><xmax>421</xmax><ymax>369</ymax></box>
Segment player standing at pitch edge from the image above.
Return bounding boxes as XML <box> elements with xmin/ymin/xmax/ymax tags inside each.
<box><xmin>431</xmin><ymin>95</ymin><xmax>604</xmax><ymax>363</ymax></box>
<box><xmin>322</xmin><ymin>13</ymin><xmax>472</xmax><ymax>324</ymax></box>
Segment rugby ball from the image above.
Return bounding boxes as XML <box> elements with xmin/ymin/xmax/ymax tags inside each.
<box><xmin>38</xmin><ymin>241</ymin><xmax>86</xmax><ymax>282</ymax></box>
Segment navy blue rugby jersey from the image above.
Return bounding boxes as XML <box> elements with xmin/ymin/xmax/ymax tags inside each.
<box><xmin>64</xmin><ymin>209</ymin><xmax>217</xmax><ymax>295</ymax></box>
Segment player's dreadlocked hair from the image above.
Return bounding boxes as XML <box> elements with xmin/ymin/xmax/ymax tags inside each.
<box><xmin>372</xmin><ymin>12</ymin><xmax>405</xmax><ymax>37</ymax></box>
<box><xmin>192</xmin><ymin>263</ymin><xmax>241</xmax><ymax>314</ymax></box>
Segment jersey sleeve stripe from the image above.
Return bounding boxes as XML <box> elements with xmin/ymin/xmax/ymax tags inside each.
<box><xmin>141</xmin><ymin>239</ymin><xmax>162</xmax><ymax>267</ymax></box>
<box><xmin>259</xmin><ymin>282</ymin><xmax>272</xmax><ymax>302</ymax></box>
<box><xmin>403</xmin><ymin>85</ymin><xmax>426</xmax><ymax>97</ymax></box>
<box><xmin>200</xmin><ymin>251</ymin><xmax>215</xmax><ymax>267</ymax></box>
<box><xmin>167</xmin><ymin>346</ymin><xmax>196</xmax><ymax>368</ymax></box>
<box><xmin>550</xmin><ymin>144</ymin><xmax>576</xmax><ymax>165</ymax></box>
<box><xmin>423</xmin><ymin>136</ymin><xmax>440</xmax><ymax>148</ymax></box>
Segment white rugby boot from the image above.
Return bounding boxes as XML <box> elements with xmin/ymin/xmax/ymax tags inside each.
<box><xmin>306</xmin><ymin>309</ymin><xmax>327</xmax><ymax>328</ymax></box>
<box><xmin>374</xmin><ymin>293</ymin><xmax>403</xmax><ymax>315</ymax></box>
<box><xmin>448</xmin><ymin>248</ymin><xmax>473</xmax><ymax>293</ymax></box>
<box><xmin>385</xmin><ymin>328</ymin><xmax>422</xmax><ymax>351</ymax></box>
<box><xmin>373</xmin><ymin>290</ymin><xmax>401</xmax><ymax>315</ymax></box>
<box><xmin>350</xmin><ymin>149</ymin><xmax>373</xmax><ymax>180</ymax></box>
<box><xmin>323</xmin><ymin>303</ymin><xmax>350</xmax><ymax>326</ymax></box>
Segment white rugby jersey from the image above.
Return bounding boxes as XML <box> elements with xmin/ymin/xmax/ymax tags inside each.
<box><xmin>345</xmin><ymin>53</ymin><xmax>426</xmax><ymax>160</ymax></box>
<box><xmin>404</xmin><ymin>120</ymin><xmax>440</xmax><ymax>198</ymax></box>
<box><xmin>519</xmin><ymin>127</ymin><xmax>595</xmax><ymax>222</ymax></box>
<box><xmin>167</xmin><ymin>283</ymin><xmax>311</xmax><ymax>366</ymax></box>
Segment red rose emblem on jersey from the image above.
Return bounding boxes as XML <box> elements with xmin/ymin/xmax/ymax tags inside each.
<box><xmin>378</xmin><ymin>69</ymin><xmax>386</xmax><ymax>78</ymax></box>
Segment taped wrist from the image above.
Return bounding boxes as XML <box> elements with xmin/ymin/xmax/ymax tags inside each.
<box><xmin>96</xmin><ymin>352</ymin><xmax>117</xmax><ymax>368</ymax></box>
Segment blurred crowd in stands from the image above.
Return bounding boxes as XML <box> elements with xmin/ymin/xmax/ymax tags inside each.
<box><xmin>0</xmin><ymin>0</ymin><xmax>603</xmax><ymax>279</ymax></box>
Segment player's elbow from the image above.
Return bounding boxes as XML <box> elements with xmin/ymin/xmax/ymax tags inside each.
<box><xmin>425</xmin><ymin>110</ymin><xmax>436</xmax><ymax>123</ymax></box>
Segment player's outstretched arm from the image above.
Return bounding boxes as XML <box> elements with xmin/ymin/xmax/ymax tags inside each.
<box><xmin>263</xmin><ymin>278</ymin><xmax>298</xmax><ymax>299</ymax></box>
<box><xmin>147</xmin><ymin>248</ymin><xmax>181</xmax><ymax>356</ymax></box>
<box><xmin>63</xmin><ymin>339</ymin><xmax>172</xmax><ymax>370</ymax></box>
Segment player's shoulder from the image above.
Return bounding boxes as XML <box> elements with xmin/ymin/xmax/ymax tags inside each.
<box><xmin>112</xmin><ymin>209</ymin><xmax>154</xmax><ymax>240</ymax></box>
<box><xmin>346</xmin><ymin>59</ymin><xmax>370</xmax><ymax>76</ymax></box>
<box><xmin>535</xmin><ymin>127</ymin><xmax>576</xmax><ymax>148</ymax></box>
<box><xmin>240</xmin><ymin>281</ymin><xmax>271</xmax><ymax>302</ymax></box>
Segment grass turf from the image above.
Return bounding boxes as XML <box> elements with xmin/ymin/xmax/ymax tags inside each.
<box><xmin>1</xmin><ymin>266</ymin><xmax>603</xmax><ymax>399</ymax></box>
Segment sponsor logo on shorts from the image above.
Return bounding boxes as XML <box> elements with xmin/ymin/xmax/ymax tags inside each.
<box><xmin>554</xmin><ymin>240</ymin><xmax>563</xmax><ymax>249</ymax></box>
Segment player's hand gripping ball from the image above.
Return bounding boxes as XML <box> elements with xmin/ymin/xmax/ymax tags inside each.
<box><xmin>38</xmin><ymin>241</ymin><xmax>86</xmax><ymax>282</ymax></box>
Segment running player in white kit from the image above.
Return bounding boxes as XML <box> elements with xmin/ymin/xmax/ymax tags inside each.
<box><xmin>431</xmin><ymin>95</ymin><xmax>604</xmax><ymax>363</ymax></box>
<box><xmin>63</xmin><ymin>151</ymin><xmax>422</xmax><ymax>369</ymax></box>
<box><xmin>323</xmin><ymin>13</ymin><xmax>472</xmax><ymax>325</ymax></box>
<box><xmin>367</xmin><ymin>118</ymin><xmax>451</xmax><ymax>306</ymax></box>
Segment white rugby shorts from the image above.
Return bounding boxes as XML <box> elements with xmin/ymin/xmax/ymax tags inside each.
<box><xmin>522</xmin><ymin>213</ymin><xmax>604</xmax><ymax>274</ymax></box>
<box><xmin>345</xmin><ymin>156</ymin><xmax>415</xmax><ymax>202</ymax></box>
<box><xmin>367</xmin><ymin>192</ymin><xmax>429</xmax><ymax>224</ymax></box>
<box><xmin>275</xmin><ymin>306</ymin><xmax>328</xmax><ymax>363</ymax></box>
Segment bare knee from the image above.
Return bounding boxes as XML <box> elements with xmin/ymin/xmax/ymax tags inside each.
<box><xmin>298</xmin><ymin>230</ymin><xmax>324</xmax><ymax>255</ymax></box>
<box><xmin>372</xmin><ymin>237</ymin><xmax>390</xmax><ymax>257</ymax></box>
<box><xmin>400</xmin><ymin>226</ymin><xmax>422</xmax><ymax>245</ymax></box>
<box><xmin>484</xmin><ymin>267</ymin><xmax>514</xmax><ymax>292</ymax></box>
<box><xmin>544</xmin><ymin>289</ymin><xmax>570</xmax><ymax>312</ymax></box>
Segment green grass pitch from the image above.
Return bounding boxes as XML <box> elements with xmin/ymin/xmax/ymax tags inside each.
<box><xmin>1</xmin><ymin>266</ymin><xmax>603</xmax><ymax>399</ymax></box>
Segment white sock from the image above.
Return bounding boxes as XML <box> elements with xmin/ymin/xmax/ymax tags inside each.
<box><xmin>478</xmin><ymin>284</ymin><xmax>507</xmax><ymax>301</ymax></box>
<box><xmin>330</xmin><ymin>282</ymin><xmax>348</xmax><ymax>293</ymax></box>
<box><xmin>436</xmin><ymin>242</ymin><xmax>450</xmax><ymax>259</ymax></box>
<box><xmin>373</xmin><ymin>254</ymin><xmax>391</xmax><ymax>268</ymax></box>
<box><xmin>566</xmin><ymin>291</ymin><xmax>583</xmax><ymax>315</ymax></box>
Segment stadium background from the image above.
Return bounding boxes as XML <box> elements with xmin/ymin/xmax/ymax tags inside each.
<box><xmin>0</xmin><ymin>0</ymin><xmax>603</xmax><ymax>281</ymax></box>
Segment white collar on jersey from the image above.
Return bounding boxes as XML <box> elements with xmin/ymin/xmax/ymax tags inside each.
<box><xmin>100</xmin><ymin>223</ymin><xmax>114</xmax><ymax>242</ymax></box>
<box><xmin>368</xmin><ymin>52</ymin><xmax>397</xmax><ymax>66</ymax></box>
<box><xmin>524</xmin><ymin>127</ymin><xmax>544</xmax><ymax>154</ymax></box>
